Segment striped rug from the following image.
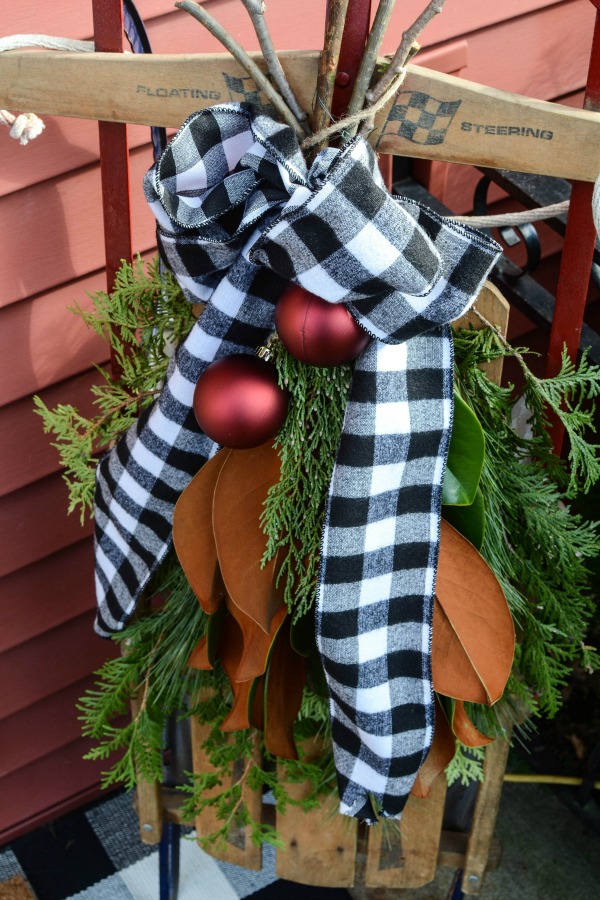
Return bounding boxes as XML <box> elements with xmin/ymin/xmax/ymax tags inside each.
<box><xmin>0</xmin><ymin>791</ymin><xmax>352</xmax><ymax>900</ymax></box>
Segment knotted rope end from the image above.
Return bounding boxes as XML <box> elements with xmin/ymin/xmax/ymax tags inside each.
<box><xmin>1</xmin><ymin>109</ymin><xmax>46</xmax><ymax>145</ymax></box>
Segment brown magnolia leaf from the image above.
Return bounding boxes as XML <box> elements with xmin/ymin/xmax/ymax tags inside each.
<box><xmin>188</xmin><ymin>602</ymin><xmax>228</xmax><ymax>671</ymax></box>
<box><xmin>213</xmin><ymin>442</ymin><xmax>284</xmax><ymax>633</ymax></box>
<box><xmin>264</xmin><ymin>617</ymin><xmax>306</xmax><ymax>760</ymax></box>
<box><xmin>221</xmin><ymin>681</ymin><xmax>253</xmax><ymax>732</ymax></box>
<box><xmin>217</xmin><ymin>612</ymin><xmax>252</xmax><ymax>732</ymax></box>
<box><xmin>173</xmin><ymin>448</ymin><xmax>230</xmax><ymax>614</ymax></box>
<box><xmin>228</xmin><ymin>601</ymin><xmax>288</xmax><ymax>683</ymax></box>
<box><xmin>411</xmin><ymin>696</ymin><xmax>455</xmax><ymax>799</ymax></box>
<box><xmin>188</xmin><ymin>635</ymin><xmax>211</xmax><ymax>671</ymax></box>
<box><xmin>452</xmin><ymin>699</ymin><xmax>494</xmax><ymax>748</ymax></box>
<box><xmin>432</xmin><ymin>520</ymin><xmax>515</xmax><ymax>705</ymax></box>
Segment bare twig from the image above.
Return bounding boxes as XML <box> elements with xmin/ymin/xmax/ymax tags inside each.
<box><xmin>301</xmin><ymin>66</ymin><xmax>407</xmax><ymax>150</ymax></box>
<box><xmin>343</xmin><ymin>0</ymin><xmax>398</xmax><ymax>137</ymax></box>
<box><xmin>367</xmin><ymin>0</ymin><xmax>448</xmax><ymax>107</ymax></box>
<box><xmin>240</xmin><ymin>0</ymin><xmax>310</xmax><ymax>134</ymax></box>
<box><xmin>306</xmin><ymin>0</ymin><xmax>447</xmax><ymax>148</ymax></box>
<box><xmin>175</xmin><ymin>0</ymin><xmax>305</xmax><ymax>137</ymax></box>
<box><xmin>310</xmin><ymin>0</ymin><xmax>351</xmax><ymax>150</ymax></box>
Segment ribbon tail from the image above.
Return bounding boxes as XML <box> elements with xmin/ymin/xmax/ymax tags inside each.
<box><xmin>93</xmin><ymin>256</ymin><xmax>283</xmax><ymax>636</ymax></box>
<box><xmin>316</xmin><ymin>329</ymin><xmax>454</xmax><ymax>820</ymax></box>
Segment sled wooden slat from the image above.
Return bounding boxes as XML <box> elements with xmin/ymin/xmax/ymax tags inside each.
<box><xmin>275</xmin><ymin>739</ymin><xmax>358</xmax><ymax>887</ymax></box>
<box><xmin>455</xmin><ymin>282</ymin><xmax>511</xmax><ymax>384</ymax></box>
<box><xmin>190</xmin><ymin>716</ymin><xmax>263</xmax><ymax>870</ymax></box>
<box><xmin>461</xmin><ymin>736</ymin><xmax>512</xmax><ymax>895</ymax></box>
<box><xmin>2</xmin><ymin>50</ymin><xmax>600</xmax><ymax>181</ymax></box>
<box><xmin>363</xmin><ymin>774</ymin><xmax>447</xmax><ymax>890</ymax></box>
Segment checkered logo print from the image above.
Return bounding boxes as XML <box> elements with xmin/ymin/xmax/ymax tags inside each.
<box><xmin>93</xmin><ymin>103</ymin><xmax>500</xmax><ymax>819</ymax></box>
<box><xmin>379</xmin><ymin>90</ymin><xmax>462</xmax><ymax>146</ymax></box>
<box><xmin>223</xmin><ymin>71</ymin><xmax>276</xmax><ymax>117</ymax></box>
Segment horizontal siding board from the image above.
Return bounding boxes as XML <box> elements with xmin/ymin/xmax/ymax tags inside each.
<box><xmin>0</xmin><ymin>539</ymin><xmax>96</xmax><ymax>653</ymax></box>
<box><xmin>2</xmin><ymin>0</ymin><xmax>567</xmax><ymax>47</ymax></box>
<box><xmin>0</xmin><ymin>612</ymin><xmax>112</xmax><ymax>720</ymax></box>
<box><xmin>0</xmin><ymin>675</ymin><xmax>117</xmax><ymax>776</ymax></box>
<box><xmin>0</xmin><ymin>472</ymin><xmax>93</xmax><ymax>579</ymax></box>
<box><xmin>0</xmin><ymin>146</ymin><xmax>157</xmax><ymax>310</ymax></box>
<box><xmin>0</xmin><ymin>281</ymin><xmax>107</xmax><ymax>407</ymax></box>
<box><xmin>1</xmin><ymin>117</ymin><xmax>157</xmax><ymax>200</ymax></box>
<box><xmin>0</xmin><ymin>372</ymin><xmax>103</xmax><ymax>497</ymax></box>
<box><xmin>459</xmin><ymin>2</ymin><xmax>593</xmax><ymax>98</ymax></box>
<box><xmin>0</xmin><ymin>737</ymin><xmax>114</xmax><ymax>844</ymax></box>
<box><xmin>381</xmin><ymin>0</ymin><xmax>580</xmax><ymax>53</ymax></box>
<box><xmin>142</xmin><ymin>0</ymin><xmax>571</xmax><ymax>55</ymax></box>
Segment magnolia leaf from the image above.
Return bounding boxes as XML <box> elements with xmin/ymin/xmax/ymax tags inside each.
<box><xmin>432</xmin><ymin>520</ymin><xmax>515</xmax><ymax>705</ymax></box>
<box><xmin>213</xmin><ymin>442</ymin><xmax>284</xmax><ymax>633</ymax></box>
<box><xmin>443</xmin><ymin>486</ymin><xmax>486</xmax><ymax>549</ymax></box>
<box><xmin>452</xmin><ymin>699</ymin><xmax>494</xmax><ymax>748</ymax></box>
<box><xmin>264</xmin><ymin>617</ymin><xmax>305</xmax><ymax>760</ymax></box>
<box><xmin>217</xmin><ymin>612</ymin><xmax>252</xmax><ymax>733</ymax></box>
<box><xmin>228</xmin><ymin>600</ymin><xmax>288</xmax><ymax>683</ymax></box>
<box><xmin>187</xmin><ymin>635</ymin><xmax>211</xmax><ymax>671</ymax></box>
<box><xmin>173</xmin><ymin>449</ymin><xmax>230</xmax><ymax>614</ymax></box>
<box><xmin>206</xmin><ymin>602</ymin><xmax>228</xmax><ymax>668</ymax></box>
<box><xmin>411</xmin><ymin>696</ymin><xmax>456</xmax><ymax>799</ymax></box>
<box><xmin>442</xmin><ymin>392</ymin><xmax>485</xmax><ymax>506</ymax></box>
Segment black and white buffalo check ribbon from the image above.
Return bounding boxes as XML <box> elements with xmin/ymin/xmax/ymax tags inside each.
<box><xmin>93</xmin><ymin>103</ymin><xmax>500</xmax><ymax>821</ymax></box>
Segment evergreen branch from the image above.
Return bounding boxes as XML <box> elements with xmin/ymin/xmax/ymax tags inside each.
<box><xmin>33</xmin><ymin>257</ymin><xmax>196</xmax><ymax>522</ymax></box>
<box><xmin>260</xmin><ymin>341</ymin><xmax>352</xmax><ymax>620</ymax></box>
<box><xmin>462</xmin><ymin>312</ymin><xmax>600</xmax><ymax>495</ymax></box>
<box><xmin>78</xmin><ymin>556</ymin><xmax>207</xmax><ymax>789</ymax></box>
<box><xmin>445</xmin><ymin>742</ymin><xmax>485</xmax><ymax>787</ymax></box>
<box><xmin>453</xmin><ymin>326</ymin><xmax>600</xmax><ymax>718</ymax></box>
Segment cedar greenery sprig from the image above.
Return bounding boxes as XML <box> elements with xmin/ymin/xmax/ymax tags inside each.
<box><xmin>33</xmin><ymin>256</ymin><xmax>196</xmax><ymax>521</ymax></box>
<box><xmin>260</xmin><ymin>339</ymin><xmax>353</xmax><ymax>621</ymax></box>
<box><xmin>180</xmin><ymin>688</ymin><xmax>337</xmax><ymax>850</ymax></box>
<box><xmin>445</xmin><ymin>744</ymin><xmax>486</xmax><ymax>788</ymax></box>
<box><xmin>179</xmin><ymin>709</ymin><xmax>286</xmax><ymax>852</ymax></box>
<box><xmin>78</xmin><ymin>554</ymin><xmax>208</xmax><ymax>790</ymax></box>
<box><xmin>453</xmin><ymin>326</ymin><xmax>600</xmax><ymax>720</ymax></box>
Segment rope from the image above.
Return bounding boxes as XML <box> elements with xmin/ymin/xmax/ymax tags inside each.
<box><xmin>0</xmin><ymin>34</ymin><xmax>94</xmax><ymax>53</ymax></box>
<box><xmin>448</xmin><ymin>200</ymin><xmax>570</xmax><ymax>228</ymax></box>
<box><xmin>592</xmin><ymin>174</ymin><xmax>600</xmax><ymax>238</ymax></box>
<box><xmin>449</xmin><ymin>170</ymin><xmax>600</xmax><ymax>235</ymax></box>
<box><xmin>0</xmin><ymin>34</ymin><xmax>95</xmax><ymax>145</ymax></box>
<box><xmin>301</xmin><ymin>66</ymin><xmax>408</xmax><ymax>150</ymax></box>
<box><xmin>0</xmin><ymin>109</ymin><xmax>45</xmax><ymax>144</ymax></box>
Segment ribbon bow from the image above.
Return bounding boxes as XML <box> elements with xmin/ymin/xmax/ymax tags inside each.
<box><xmin>94</xmin><ymin>103</ymin><xmax>500</xmax><ymax>821</ymax></box>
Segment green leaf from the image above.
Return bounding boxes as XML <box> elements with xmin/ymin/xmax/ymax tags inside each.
<box><xmin>442</xmin><ymin>392</ymin><xmax>485</xmax><ymax>506</ymax></box>
<box><xmin>443</xmin><ymin>486</ymin><xmax>486</xmax><ymax>549</ymax></box>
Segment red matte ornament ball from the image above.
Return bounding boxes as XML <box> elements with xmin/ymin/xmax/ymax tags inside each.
<box><xmin>275</xmin><ymin>284</ymin><xmax>371</xmax><ymax>367</ymax></box>
<box><xmin>193</xmin><ymin>354</ymin><xmax>289</xmax><ymax>449</ymax></box>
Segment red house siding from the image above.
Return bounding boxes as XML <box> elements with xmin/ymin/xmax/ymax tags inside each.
<box><xmin>0</xmin><ymin>0</ymin><xmax>594</xmax><ymax>843</ymax></box>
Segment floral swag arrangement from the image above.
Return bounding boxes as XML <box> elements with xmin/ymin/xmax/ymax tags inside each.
<box><xmin>36</xmin><ymin>0</ymin><xmax>600</xmax><ymax>853</ymax></box>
